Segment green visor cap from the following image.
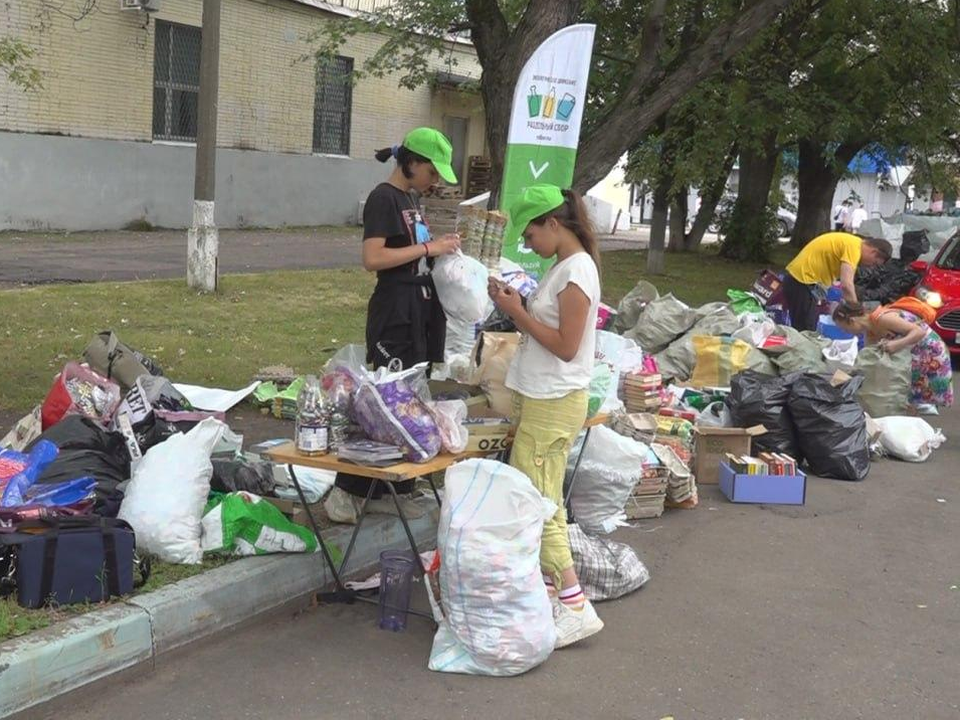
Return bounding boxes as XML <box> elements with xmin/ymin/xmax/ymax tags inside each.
<box><xmin>504</xmin><ymin>184</ymin><xmax>566</xmax><ymax>243</ymax></box>
<box><xmin>403</xmin><ymin>127</ymin><xmax>458</xmax><ymax>184</ymax></box>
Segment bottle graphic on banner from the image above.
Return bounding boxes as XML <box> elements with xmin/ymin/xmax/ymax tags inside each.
<box><xmin>541</xmin><ymin>88</ymin><xmax>556</xmax><ymax>118</ymax></box>
<box><xmin>527</xmin><ymin>86</ymin><xmax>542</xmax><ymax>118</ymax></box>
<box><xmin>557</xmin><ymin>93</ymin><xmax>576</xmax><ymax>121</ymax></box>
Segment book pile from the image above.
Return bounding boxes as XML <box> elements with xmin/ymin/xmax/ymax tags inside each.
<box><xmin>612</xmin><ymin>412</ymin><xmax>658</xmax><ymax>446</ymax></box>
<box><xmin>622</xmin><ymin>372</ymin><xmax>662</xmax><ymax>413</ymax></box>
<box><xmin>654</xmin><ymin>443</ymin><xmax>698</xmax><ymax>508</ymax></box>
<box><xmin>724</xmin><ymin>452</ymin><xmax>798</xmax><ymax>476</ymax></box>
<box><xmin>338</xmin><ymin>440</ymin><xmax>404</xmax><ymax>467</ymax></box>
<box><xmin>624</xmin><ymin>463</ymin><xmax>668</xmax><ymax>519</ymax></box>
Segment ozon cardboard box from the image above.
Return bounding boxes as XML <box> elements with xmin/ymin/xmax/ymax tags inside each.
<box><xmin>693</xmin><ymin>425</ymin><xmax>767</xmax><ymax>484</ymax></box>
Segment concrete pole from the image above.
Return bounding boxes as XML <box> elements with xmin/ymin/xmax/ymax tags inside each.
<box><xmin>187</xmin><ymin>0</ymin><xmax>221</xmax><ymax>292</ymax></box>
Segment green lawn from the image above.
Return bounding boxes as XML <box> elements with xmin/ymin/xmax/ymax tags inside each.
<box><xmin>0</xmin><ymin>243</ymin><xmax>797</xmax><ymax>643</ymax></box>
<box><xmin>0</xmin><ymin>246</ymin><xmax>795</xmax><ymax>414</ymax></box>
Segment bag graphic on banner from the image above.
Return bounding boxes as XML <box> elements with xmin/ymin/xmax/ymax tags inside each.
<box><xmin>500</xmin><ymin>24</ymin><xmax>596</xmax><ymax>278</ymax></box>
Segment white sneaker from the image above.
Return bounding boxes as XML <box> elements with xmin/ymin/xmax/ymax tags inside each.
<box><xmin>553</xmin><ymin>598</ymin><xmax>604</xmax><ymax>648</ymax></box>
<box><xmin>916</xmin><ymin>403</ymin><xmax>939</xmax><ymax>416</ymax></box>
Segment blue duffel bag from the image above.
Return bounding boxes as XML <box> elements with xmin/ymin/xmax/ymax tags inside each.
<box><xmin>0</xmin><ymin>517</ymin><xmax>149</xmax><ymax>608</ymax></box>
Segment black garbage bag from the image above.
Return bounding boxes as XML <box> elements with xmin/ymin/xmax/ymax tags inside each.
<box><xmin>900</xmin><ymin>230</ymin><xmax>930</xmax><ymax>264</ymax></box>
<box><xmin>725</xmin><ymin>370</ymin><xmax>802</xmax><ymax>460</ymax></box>
<box><xmin>855</xmin><ymin>263</ymin><xmax>922</xmax><ymax>304</ymax></box>
<box><xmin>211</xmin><ymin>459</ymin><xmax>276</xmax><ymax>495</ymax></box>
<box><xmin>788</xmin><ymin>373</ymin><xmax>870</xmax><ymax>481</ymax></box>
<box><xmin>27</xmin><ymin>416</ymin><xmax>131</xmax><ymax>516</ymax></box>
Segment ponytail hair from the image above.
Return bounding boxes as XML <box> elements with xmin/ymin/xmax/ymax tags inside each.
<box><xmin>832</xmin><ymin>300</ymin><xmax>865</xmax><ymax>323</ymax></box>
<box><xmin>529</xmin><ymin>188</ymin><xmax>602</xmax><ymax>274</ymax></box>
<box><xmin>374</xmin><ymin>143</ymin><xmax>432</xmax><ymax>179</ymax></box>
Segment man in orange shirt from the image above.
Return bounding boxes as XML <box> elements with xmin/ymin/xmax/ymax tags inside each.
<box><xmin>783</xmin><ymin>232</ymin><xmax>892</xmax><ymax>331</ymax></box>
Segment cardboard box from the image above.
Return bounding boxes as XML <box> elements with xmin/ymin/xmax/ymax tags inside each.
<box><xmin>463</xmin><ymin>407</ymin><xmax>513</xmax><ymax>454</ymax></box>
<box><xmin>719</xmin><ymin>462</ymin><xmax>806</xmax><ymax>505</ymax></box>
<box><xmin>693</xmin><ymin>425</ymin><xmax>766</xmax><ymax>484</ymax></box>
<box><xmin>428</xmin><ymin>380</ymin><xmax>489</xmax><ymax>411</ymax></box>
<box><xmin>263</xmin><ymin>496</ymin><xmax>325</xmax><ymax>529</ymax></box>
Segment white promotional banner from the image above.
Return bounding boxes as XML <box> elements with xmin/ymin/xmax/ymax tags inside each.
<box><xmin>500</xmin><ymin>23</ymin><xmax>596</xmax><ymax>276</ymax></box>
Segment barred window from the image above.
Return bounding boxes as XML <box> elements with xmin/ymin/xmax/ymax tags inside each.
<box><xmin>313</xmin><ymin>56</ymin><xmax>353</xmax><ymax>155</ymax></box>
<box><xmin>153</xmin><ymin>21</ymin><xmax>201</xmax><ymax>142</ymax></box>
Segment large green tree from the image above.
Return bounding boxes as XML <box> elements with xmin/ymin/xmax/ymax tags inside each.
<box><xmin>308</xmin><ymin>0</ymin><xmax>797</xmax><ymax>194</ymax></box>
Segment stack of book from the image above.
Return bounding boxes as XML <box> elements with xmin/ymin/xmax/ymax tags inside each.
<box><xmin>624</xmin><ymin>463</ymin><xmax>668</xmax><ymax>519</ymax></box>
<box><xmin>338</xmin><ymin>440</ymin><xmax>404</xmax><ymax>467</ymax></box>
<box><xmin>612</xmin><ymin>412</ymin><xmax>658</xmax><ymax>446</ymax></box>
<box><xmin>272</xmin><ymin>396</ymin><xmax>299</xmax><ymax>421</ymax></box>
<box><xmin>622</xmin><ymin>372</ymin><xmax>662</xmax><ymax>413</ymax></box>
<box><xmin>654</xmin><ymin>443</ymin><xmax>698</xmax><ymax>508</ymax></box>
<box><xmin>724</xmin><ymin>452</ymin><xmax>798</xmax><ymax>476</ymax></box>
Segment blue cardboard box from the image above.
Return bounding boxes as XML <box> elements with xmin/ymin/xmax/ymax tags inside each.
<box><xmin>718</xmin><ymin>462</ymin><xmax>806</xmax><ymax>505</ymax></box>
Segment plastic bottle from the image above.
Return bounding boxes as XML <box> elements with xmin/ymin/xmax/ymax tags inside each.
<box><xmin>326</xmin><ymin>379</ymin><xmax>351</xmax><ymax>451</ymax></box>
<box><xmin>295</xmin><ymin>375</ymin><xmax>329</xmax><ymax>456</ymax></box>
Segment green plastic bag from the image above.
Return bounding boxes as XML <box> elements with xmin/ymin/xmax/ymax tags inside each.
<box><xmin>201</xmin><ymin>491</ymin><xmax>336</xmax><ymax>558</ymax></box>
<box><xmin>588</xmin><ymin>363</ymin><xmax>612</xmax><ymax>417</ymax></box>
<box><xmin>727</xmin><ymin>289</ymin><xmax>764</xmax><ymax>316</ymax></box>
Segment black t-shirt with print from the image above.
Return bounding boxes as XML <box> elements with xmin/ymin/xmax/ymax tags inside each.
<box><xmin>363</xmin><ymin>182</ymin><xmax>433</xmax><ymax>281</ymax></box>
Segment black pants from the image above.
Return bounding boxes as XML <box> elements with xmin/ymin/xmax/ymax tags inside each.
<box><xmin>783</xmin><ymin>273</ymin><xmax>820</xmax><ymax>332</ymax></box>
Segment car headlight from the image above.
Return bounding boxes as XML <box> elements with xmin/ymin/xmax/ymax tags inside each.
<box><xmin>916</xmin><ymin>286</ymin><xmax>944</xmax><ymax>308</ymax></box>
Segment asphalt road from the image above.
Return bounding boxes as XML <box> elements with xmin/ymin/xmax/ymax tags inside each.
<box><xmin>15</xmin><ymin>398</ymin><xmax>960</xmax><ymax>720</ymax></box>
<box><xmin>0</xmin><ymin>226</ymin><xmax>658</xmax><ymax>287</ymax></box>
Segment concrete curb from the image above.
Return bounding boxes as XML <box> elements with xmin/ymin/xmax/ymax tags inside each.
<box><xmin>0</xmin><ymin>501</ymin><xmax>439</xmax><ymax>718</ymax></box>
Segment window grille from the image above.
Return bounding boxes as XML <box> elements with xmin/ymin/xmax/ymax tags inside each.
<box><xmin>153</xmin><ymin>21</ymin><xmax>201</xmax><ymax>142</ymax></box>
<box><xmin>313</xmin><ymin>56</ymin><xmax>354</xmax><ymax>155</ymax></box>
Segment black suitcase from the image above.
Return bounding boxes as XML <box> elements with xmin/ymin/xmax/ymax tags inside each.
<box><xmin>0</xmin><ymin>517</ymin><xmax>149</xmax><ymax>608</ymax></box>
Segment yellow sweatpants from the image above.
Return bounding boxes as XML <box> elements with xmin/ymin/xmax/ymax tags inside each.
<box><xmin>509</xmin><ymin>390</ymin><xmax>588</xmax><ymax>588</ymax></box>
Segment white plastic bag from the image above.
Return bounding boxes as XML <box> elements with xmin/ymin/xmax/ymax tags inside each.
<box><xmin>567</xmin><ymin>425</ymin><xmax>648</xmax><ymax>534</ymax></box>
<box><xmin>732</xmin><ymin>313</ymin><xmax>776</xmax><ymax>347</ymax></box>
<box><xmin>428</xmin><ymin>400</ymin><xmax>469</xmax><ymax>453</ymax></box>
<box><xmin>823</xmin><ymin>338</ymin><xmax>859</xmax><ymax>367</ymax></box>
<box><xmin>595</xmin><ymin>331</ymin><xmax>640</xmax><ymax>412</ymax></box>
<box><xmin>433</xmin><ymin>251</ymin><xmax>492</xmax><ymax>324</ymax></box>
<box><xmin>873</xmin><ymin>416</ymin><xmax>946</xmax><ymax>462</ymax></box>
<box><xmin>429</xmin><ymin>459</ymin><xmax>557</xmax><ymax>676</ymax></box>
<box><xmin>118</xmin><ymin>417</ymin><xmax>226</xmax><ymax>564</ymax></box>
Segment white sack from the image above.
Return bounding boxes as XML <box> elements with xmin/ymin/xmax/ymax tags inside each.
<box><xmin>873</xmin><ymin>416</ymin><xmax>946</xmax><ymax>462</ymax></box>
<box><xmin>118</xmin><ymin>417</ymin><xmax>226</xmax><ymax>564</ymax></box>
<box><xmin>429</xmin><ymin>459</ymin><xmax>557</xmax><ymax>676</ymax></box>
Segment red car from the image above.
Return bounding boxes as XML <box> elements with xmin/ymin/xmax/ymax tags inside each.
<box><xmin>910</xmin><ymin>232</ymin><xmax>960</xmax><ymax>355</ymax></box>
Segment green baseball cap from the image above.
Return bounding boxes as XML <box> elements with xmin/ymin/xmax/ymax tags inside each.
<box><xmin>403</xmin><ymin>127</ymin><xmax>458</xmax><ymax>184</ymax></box>
<box><xmin>504</xmin><ymin>184</ymin><xmax>566</xmax><ymax>243</ymax></box>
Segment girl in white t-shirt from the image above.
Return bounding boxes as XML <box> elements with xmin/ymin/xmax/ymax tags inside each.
<box><xmin>488</xmin><ymin>184</ymin><xmax>603</xmax><ymax>649</ymax></box>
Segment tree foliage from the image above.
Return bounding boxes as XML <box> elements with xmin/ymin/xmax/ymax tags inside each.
<box><xmin>0</xmin><ymin>36</ymin><xmax>42</xmax><ymax>91</ymax></box>
<box><xmin>306</xmin><ymin>0</ymin><xmax>796</xmax><ymax>193</ymax></box>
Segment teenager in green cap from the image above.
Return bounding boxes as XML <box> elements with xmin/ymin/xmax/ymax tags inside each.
<box><xmin>488</xmin><ymin>183</ymin><xmax>604</xmax><ymax>648</ymax></box>
<box><xmin>325</xmin><ymin>127</ymin><xmax>461</xmax><ymax>524</ymax></box>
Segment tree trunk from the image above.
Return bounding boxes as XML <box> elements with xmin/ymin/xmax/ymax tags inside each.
<box><xmin>719</xmin><ymin>131</ymin><xmax>778</xmax><ymax>261</ymax></box>
<box><xmin>667</xmin><ymin>187</ymin><xmax>688</xmax><ymax>252</ymax></box>
<box><xmin>467</xmin><ymin>0</ymin><xmax>582</xmax><ymax>194</ymax></box>
<box><xmin>647</xmin><ymin>181</ymin><xmax>669</xmax><ymax>274</ymax></box>
<box><xmin>681</xmin><ymin>143</ymin><xmax>737</xmax><ymax>251</ymax></box>
<box><xmin>791</xmin><ymin>139</ymin><xmax>866</xmax><ymax>248</ymax></box>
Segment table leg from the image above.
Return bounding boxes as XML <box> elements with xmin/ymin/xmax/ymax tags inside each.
<box><xmin>287</xmin><ymin>463</ymin><xmax>346</xmax><ymax>592</ymax></box>
<box><xmin>381</xmin><ymin>479</ymin><xmax>428</xmax><ymax>576</ymax></box>
<box><xmin>563</xmin><ymin>426</ymin><xmax>593</xmax><ymax>523</ymax></box>
<box><xmin>335</xmin><ymin>477</ymin><xmax>379</xmax><ymax>578</ymax></box>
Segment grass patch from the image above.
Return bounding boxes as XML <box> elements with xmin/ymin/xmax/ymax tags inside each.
<box><xmin>601</xmin><ymin>243</ymin><xmax>795</xmax><ymax>308</ymax></box>
<box><xmin>0</xmin><ymin>267</ymin><xmax>374</xmax><ymax>412</ymax></box>
<box><xmin>0</xmin><ymin>247</ymin><xmax>799</xmax><ymax>413</ymax></box>
<box><xmin>0</xmin><ymin>557</ymin><xmax>235</xmax><ymax>643</ymax></box>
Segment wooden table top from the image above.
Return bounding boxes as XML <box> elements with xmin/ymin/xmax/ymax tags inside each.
<box><xmin>265</xmin><ymin>414</ymin><xmax>609</xmax><ymax>483</ymax></box>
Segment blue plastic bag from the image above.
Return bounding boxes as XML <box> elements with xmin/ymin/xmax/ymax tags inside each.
<box><xmin>23</xmin><ymin>477</ymin><xmax>97</xmax><ymax>507</ymax></box>
<box><xmin>0</xmin><ymin>440</ymin><xmax>60</xmax><ymax>507</ymax></box>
